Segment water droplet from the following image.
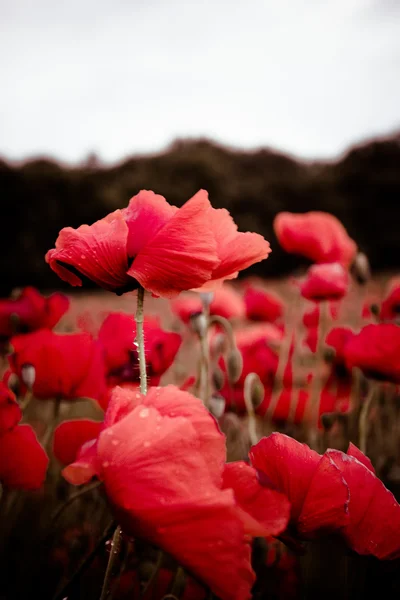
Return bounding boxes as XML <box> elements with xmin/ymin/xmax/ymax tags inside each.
<box><xmin>105</xmin><ymin>539</ymin><xmax>113</xmax><ymax>553</ymax></box>
<box><xmin>143</xmin><ymin>441</ymin><xmax>151</xmax><ymax>448</ymax></box>
<box><xmin>139</xmin><ymin>407</ymin><xmax>150</xmax><ymax>418</ymax></box>
<box><xmin>103</xmin><ymin>461</ymin><xmax>110</xmax><ymax>468</ymax></box>
<box><xmin>111</xmin><ymin>439</ymin><xmax>119</xmax><ymax>446</ymax></box>
<box><xmin>80</xmin><ymin>254</ymin><xmax>86</xmax><ymax>260</ymax></box>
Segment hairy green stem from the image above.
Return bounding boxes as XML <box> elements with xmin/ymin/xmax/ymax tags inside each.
<box><xmin>99</xmin><ymin>286</ymin><xmax>148</xmax><ymax>600</ymax></box>
<box><xmin>136</xmin><ymin>286</ymin><xmax>147</xmax><ymax>395</ymax></box>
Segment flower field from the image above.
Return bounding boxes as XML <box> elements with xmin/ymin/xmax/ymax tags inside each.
<box><xmin>0</xmin><ymin>190</ymin><xmax>400</xmax><ymax>599</ymax></box>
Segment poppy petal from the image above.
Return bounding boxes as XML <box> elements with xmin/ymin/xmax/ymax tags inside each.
<box><xmin>327</xmin><ymin>449</ymin><xmax>400</xmax><ymax>559</ymax></box>
<box><xmin>122</xmin><ymin>190</ymin><xmax>178</xmax><ymax>257</ymax></box>
<box><xmin>347</xmin><ymin>443</ymin><xmax>375</xmax><ymax>473</ymax></box>
<box><xmin>250</xmin><ymin>433</ymin><xmax>320</xmax><ymax>520</ymax></box>
<box><xmin>45</xmin><ymin>211</ymin><xmax>129</xmax><ymax>292</ymax></box>
<box><xmin>53</xmin><ymin>419</ymin><xmax>102</xmax><ymax>466</ymax></box>
<box><xmin>298</xmin><ymin>452</ymin><xmax>350</xmax><ymax>537</ymax></box>
<box><xmin>209</xmin><ymin>208</ymin><xmax>271</xmax><ymax>281</ymax></box>
<box><xmin>62</xmin><ymin>439</ymin><xmax>99</xmax><ymax>485</ymax></box>
<box><xmin>222</xmin><ymin>461</ymin><xmax>290</xmax><ymax>538</ymax></box>
<box><xmin>128</xmin><ymin>190</ymin><xmax>219</xmax><ymax>297</ymax></box>
<box><xmin>98</xmin><ymin>405</ymin><xmax>254</xmax><ymax>600</ymax></box>
<box><xmin>142</xmin><ymin>386</ymin><xmax>226</xmax><ymax>486</ymax></box>
<box><xmin>0</xmin><ymin>425</ymin><xmax>48</xmax><ymax>490</ymax></box>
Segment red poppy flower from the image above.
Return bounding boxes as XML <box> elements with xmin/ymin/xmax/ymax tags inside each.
<box><xmin>53</xmin><ymin>419</ymin><xmax>102</xmax><ymax>466</ymax></box>
<box><xmin>0</xmin><ymin>382</ymin><xmax>21</xmax><ymax>433</ymax></box>
<box><xmin>46</xmin><ymin>190</ymin><xmax>270</xmax><ymax>298</ymax></box>
<box><xmin>251</xmin><ymin>434</ymin><xmax>400</xmax><ymax>559</ymax></box>
<box><xmin>98</xmin><ymin>312</ymin><xmax>181</xmax><ymax>386</ymax></box>
<box><xmin>0</xmin><ymin>424</ymin><xmax>48</xmax><ymax>490</ymax></box>
<box><xmin>63</xmin><ymin>385</ymin><xmax>255</xmax><ymax>600</ymax></box>
<box><xmin>0</xmin><ymin>287</ymin><xmax>69</xmax><ymax>338</ymax></box>
<box><xmin>324</xmin><ymin>445</ymin><xmax>400</xmax><ymax>559</ymax></box>
<box><xmin>243</xmin><ymin>285</ymin><xmax>283</xmax><ymax>323</ymax></box>
<box><xmin>8</xmin><ymin>329</ymin><xmax>107</xmax><ymax>401</ymax></box>
<box><xmin>343</xmin><ymin>323</ymin><xmax>400</xmax><ymax>382</ymax></box>
<box><xmin>300</xmin><ymin>263</ymin><xmax>349</xmax><ymax>302</ymax></box>
<box><xmin>250</xmin><ymin>433</ymin><xmax>350</xmax><ymax>538</ymax></box>
<box><xmin>172</xmin><ymin>286</ymin><xmax>246</xmax><ymax>323</ymax></box>
<box><xmin>274</xmin><ymin>211</ymin><xmax>357</xmax><ymax>267</ymax></box>
<box><xmin>222</xmin><ymin>461</ymin><xmax>290</xmax><ymax>538</ymax></box>
<box><xmin>380</xmin><ymin>278</ymin><xmax>400</xmax><ymax>322</ymax></box>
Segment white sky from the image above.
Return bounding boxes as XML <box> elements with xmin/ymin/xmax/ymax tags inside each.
<box><xmin>1</xmin><ymin>0</ymin><xmax>399</xmax><ymax>163</ymax></box>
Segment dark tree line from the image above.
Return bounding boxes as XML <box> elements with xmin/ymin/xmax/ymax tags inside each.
<box><xmin>0</xmin><ymin>133</ymin><xmax>399</xmax><ymax>294</ymax></box>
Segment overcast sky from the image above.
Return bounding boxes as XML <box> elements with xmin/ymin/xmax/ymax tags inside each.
<box><xmin>1</xmin><ymin>0</ymin><xmax>399</xmax><ymax>163</ymax></box>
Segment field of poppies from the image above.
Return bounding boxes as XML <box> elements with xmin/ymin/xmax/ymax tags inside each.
<box><xmin>1</xmin><ymin>189</ymin><xmax>400</xmax><ymax>599</ymax></box>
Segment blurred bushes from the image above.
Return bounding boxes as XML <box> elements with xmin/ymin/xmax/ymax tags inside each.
<box><xmin>1</xmin><ymin>134</ymin><xmax>399</xmax><ymax>294</ymax></box>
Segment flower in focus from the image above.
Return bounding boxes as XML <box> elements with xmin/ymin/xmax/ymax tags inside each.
<box><xmin>0</xmin><ymin>287</ymin><xmax>69</xmax><ymax>339</ymax></box>
<box><xmin>0</xmin><ymin>424</ymin><xmax>48</xmax><ymax>490</ymax></box>
<box><xmin>171</xmin><ymin>286</ymin><xmax>246</xmax><ymax>324</ymax></box>
<box><xmin>343</xmin><ymin>323</ymin><xmax>400</xmax><ymax>382</ymax></box>
<box><xmin>273</xmin><ymin>211</ymin><xmax>357</xmax><ymax>267</ymax></box>
<box><xmin>0</xmin><ymin>382</ymin><xmax>21</xmax><ymax>433</ymax></box>
<box><xmin>62</xmin><ymin>385</ymin><xmax>259</xmax><ymax>600</ymax></box>
<box><xmin>98</xmin><ymin>312</ymin><xmax>181</xmax><ymax>387</ymax></box>
<box><xmin>300</xmin><ymin>263</ymin><xmax>349</xmax><ymax>302</ymax></box>
<box><xmin>46</xmin><ymin>190</ymin><xmax>271</xmax><ymax>298</ymax></box>
<box><xmin>8</xmin><ymin>329</ymin><xmax>107</xmax><ymax>402</ymax></box>
<box><xmin>243</xmin><ymin>284</ymin><xmax>283</xmax><ymax>323</ymax></box>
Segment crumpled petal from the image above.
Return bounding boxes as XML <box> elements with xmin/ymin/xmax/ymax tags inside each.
<box><xmin>222</xmin><ymin>461</ymin><xmax>290</xmax><ymax>538</ymax></box>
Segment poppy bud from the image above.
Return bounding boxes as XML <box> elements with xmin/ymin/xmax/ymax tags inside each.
<box><xmin>321</xmin><ymin>412</ymin><xmax>337</xmax><ymax>431</ymax></box>
<box><xmin>209</xmin><ymin>394</ymin><xmax>226</xmax><ymax>418</ymax></box>
<box><xmin>370</xmin><ymin>303</ymin><xmax>380</xmax><ymax>317</ymax></box>
<box><xmin>323</xmin><ymin>346</ymin><xmax>336</xmax><ymax>363</ymax></box>
<box><xmin>244</xmin><ymin>373</ymin><xmax>264</xmax><ymax>409</ymax></box>
<box><xmin>210</xmin><ymin>332</ymin><xmax>228</xmax><ymax>359</ymax></box>
<box><xmin>212</xmin><ymin>367</ymin><xmax>225</xmax><ymax>391</ymax></box>
<box><xmin>351</xmin><ymin>252</ymin><xmax>371</xmax><ymax>285</ymax></box>
<box><xmin>21</xmin><ymin>364</ymin><xmax>35</xmax><ymax>390</ymax></box>
<box><xmin>200</xmin><ymin>292</ymin><xmax>214</xmax><ymax>311</ymax></box>
<box><xmin>226</xmin><ymin>348</ymin><xmax>243</xmax><ymax>383</ymax></box>
<box><xmin>7</xmin><ymin>372</ymin><xmax>20</xmax><ymax>395</ymax></box>
<box><xmin>189</xmin><ymin>313</ymin><xmax>208</xmax><ymax>337</ymax></box>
